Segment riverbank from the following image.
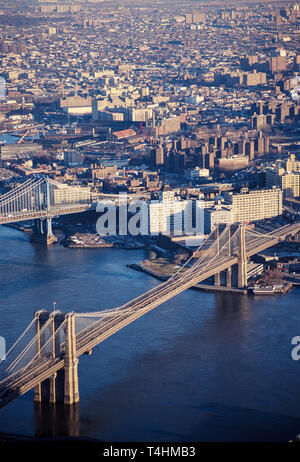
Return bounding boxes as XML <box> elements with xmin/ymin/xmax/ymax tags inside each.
<box><xmin>4</xmin><ymin>223</ymin><xmax>34</xmax><ymax>233</ymax></box>
<box><xmin>128</xmin><ymin>261</ymin><xmax>248</xmax><ymax>295</ymax></box>
<box><xmin>4</xmin><ymin>222</ymin><xmax>146</xmax><ymax>250</ymax></box>
<box><xmin>128</xmin><ymin>257</ymin><xmax>294</xmax><ymax>296</ymax></box>
<box><xmin>62</xmin><ymin>233</ymin><xmax>146</xmax><ymax>250</ymax></box>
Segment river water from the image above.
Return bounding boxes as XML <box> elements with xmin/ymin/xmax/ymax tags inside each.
<box><xmin>0</xmin><ymin>133</ymin><xmax>18</xmax><ymax>144</ymax></box>
<box><xmin>0</xmin><ymin>225</ymin><xmax>300</xmax><ymax>441</ymax></box>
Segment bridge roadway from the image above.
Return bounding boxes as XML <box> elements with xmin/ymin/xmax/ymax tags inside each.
<box><xmin>0</xmin><ymin>222</ymin><xmax>299</xmax><ymax>407</ymax></box>
<box><xmin>0</xmin><ymin>204</ymin><xmax>92</xmax><ymax>225</ymax></box>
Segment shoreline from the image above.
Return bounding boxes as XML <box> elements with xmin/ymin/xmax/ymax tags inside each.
<box><xmin>127</xmin><ymin>262</ymin><xmax>248</xmax><ymax>295</ymax></box>
<box><xmin>3</xmin><ymin>223</ymin><xmax>299</xmax><ymax>292</ymax></box>
<box><xmin>61</xmin><ymin>233</ymin><xmax>146</xmax><ymax>250</ymax></box>
<box><xmin>3</xmin><ymin>224</ymin><xmax>147</xmax><ymax>250</ymax></box>
<box><xmin>128</xmin><ymin>261</ymin><xmax>294</xmax><ymax>296</ymax></box>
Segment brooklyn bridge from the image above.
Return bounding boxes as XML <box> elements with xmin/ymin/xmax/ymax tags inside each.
<box><xmin>0</xmin><ymin>213</ymin><xmax>299</xmax><ymax>408</ymax></box>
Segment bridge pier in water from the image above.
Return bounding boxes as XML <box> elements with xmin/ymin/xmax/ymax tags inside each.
<box><xmin>33</xmin><ymin>218</ymin><xmax>58</xmax><ymax>246</ymax></box>
<box><xmin>212</xmin><ymin>224</ymin><xmax>247</xmax><ymax>289</ymax></box>
<box><xmin>34</xmin><ymin>310</ymin><xmax>79</xmax><ymax>405</ymax></box>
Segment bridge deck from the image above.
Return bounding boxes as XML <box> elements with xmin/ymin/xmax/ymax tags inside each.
<box><xmin>0</xmin><ymin>205</ymin><xmax>91</xmax><ymax>225</ymax></box>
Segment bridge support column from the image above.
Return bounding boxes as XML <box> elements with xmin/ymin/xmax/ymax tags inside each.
<box><xmin>226</xmin><ymin>226</ymin><xmax>232</xmax><ymax>288</ymax></box>
<box><xmin>49</xmin><ymin>373</ymin><xmax>57</xmax><ymax>404</ymax></box>
<box><xmin>33</xmin><ymin>311</ymin><xmax>42</xmax><ymax>403</ymax></box>
<box><xmin>47</xmin><ymin>218</ymin><xmax>53</xmax><ymax>237</ymax></box>
<box><xmin>226</xmin><ymin>267</ymin><xmax>232</xmax><ymax>288</ymax></box>
<box><xmin>64</xmin><ymin>313</ymin><xmax>79</xmax><ymax>405</ymax></box>
<box><xmin>46</xmin><ymin>217</ymin><xmax>57</xmax><ymax>245</ymax></box>
<box><xmin>49</xmin><ymin>311</ymin><xmax>65</xmax><ymax>404</ymax></box>
<box><xmin>35</xmin><ymin>219</ymin><xmax>44</xmax><ymax>235</ymax></box>
<box><xmin>214</xmin><ymin>225</ymin><xmax>221</xmax><ymax>286</ymax></box>
<box><xmin>214</xmin><ymin>272</ymin><xmax>221</xmax><ymax>286</ymax></box>
<box><xmin>34</xmin><ymin>310</ymin><xmax>49</xmax><ymax>403</ymax></box>
<box><xmin>34</xmin><ymin>310</ymin><xmax>65</xmax><ymax>404</ymax></box>
<box><xmin>238</xmin><ymin>224</ymin><xmax>247</xmax><ymax>288</ymax></box>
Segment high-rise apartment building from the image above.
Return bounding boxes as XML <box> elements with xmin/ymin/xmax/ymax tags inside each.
<box><xmin>204</xmin><ymin>204</ymin><xmax>234</xmax><ymax>233</ymax></box>
<box><xmin>270</xmin><ymin>50</ymin><xmax>287</xmax><ymax>73</ymax></box>
<box><xmin>266</xmin><ymin>168</ymin><xmax>300</xmax><ymax>198</ymax></box>
<box><xmin>151</xmin><ymin>146</ymin><xmax>164</xmax><ymax>167</ymax></box>
<box><xmin>285</xmin><ymin>154</ymin><xmax>300</xmax><ymax>172</ymax></box>
<box><xmin>265</xmin><ymin>154</ymin><xmax>300</xmax><ymax>198</ymax></box>
<box><xmin>185</xmin><ymin>12</ymin><xmax>205</xmax><ymax>24</ymax></box>
<box><xmin>149</xmin><ymin>201</ymin><xmax>186</xmax><ymax>236</ymax></box>
<box><xmin>49</xmin><ymin>183</ymin><xmax>91</xmax><ymax>205</ymax></box>
<box><xmin>223</xmin><ymin>188</ymin><xmax>282</xmax><ymax>222</ymax></box>
<box><xmin>243</xmin><ymin>71</ymin><xmax>266</xmax><ymax>86</ymax></box>
<box><xmin>215</xmin><ymin>155</ymin><xmax>249</xmax><ymax>172</ymax></box>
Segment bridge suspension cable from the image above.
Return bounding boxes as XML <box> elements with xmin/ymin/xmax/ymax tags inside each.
<box><xmin>0</xmin><ymin>178</ymin><xmax>47</xmax><ymax>218</ymax></box>
<box><xmin>0</xmin><ymin>178</ymin><xmax>44</xmax><ymax>205</ymax></box>
<box><xmin>0</xmin><ymin>316</ymin><xmax>66</xmax><ymax>387</ymax></box>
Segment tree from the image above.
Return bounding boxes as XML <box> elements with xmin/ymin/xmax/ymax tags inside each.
<box><xmin>173</xmin><ymin>252</ymin><xmax>189</xmax><ymax>266</ymax></box>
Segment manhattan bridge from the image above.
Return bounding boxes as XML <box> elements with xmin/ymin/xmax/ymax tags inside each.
<box><xmin>0</xmin><ymin>177</ymin><xmax>91</xmax><ymax>244</ymax></box>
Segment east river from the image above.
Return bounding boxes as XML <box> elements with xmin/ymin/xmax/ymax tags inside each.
<box><xmin>0</xmin><ymin>133</ymin><xmax>18</xmax><ymax>144</ymax></box>
<box><xmin>0</xmin><ymin>225</ymin><xmax>299</xmax><ymax>441</ymax></box>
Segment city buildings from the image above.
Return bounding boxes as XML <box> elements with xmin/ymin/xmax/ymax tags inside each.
<box><xmin>0</xmin><ymin>0</ymin><xmax>300</xmax><ymax>445</ymax></box>
<box><xmin>49</xmin><ymin>183</ymin><xmax>91</xmax><ymax>205</ymax></box>
<box><xmin>148</xmin><ymin>190</ymin><xmax>188</xmax><ymax>236</ymax></box>
<box><xmin>266</xmin><ymin>168</ymin><xmax>300</xmax><ymax>198</ymax></box>
<box><xmin>184</xmin><ymin>167</ymin><xmax>210</xmax><ymax>181</ymax></box>
<box><xmin>0</xmin><ymin>0</ymin><xmax>298</xmax><ymax>235</ymax></box>
<box><xmin>204</xmin><ymin>203</ymin><xmax>234</xmax><ymax>234</ymax></box>
<box><xmin>223</xmin><ymin>188</ymin><xmax>283</xmax><ymax>223</ymax></box>
<box><xmin>64</xmin><ymin>150</ymin><xmax>84</xmax><ymax>167</ymax></box>
<box><xmin>265</xmin><ymin>154</ymin><xmax>300</xmax><ymax>198</ymax></box>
